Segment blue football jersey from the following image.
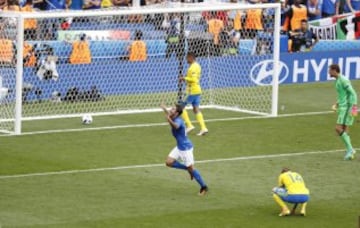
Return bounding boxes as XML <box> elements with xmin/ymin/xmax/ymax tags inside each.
<box><xmin>171</xmin><ymin>117</ymin><xmax>193</xmax><ymax>151</ymax></box>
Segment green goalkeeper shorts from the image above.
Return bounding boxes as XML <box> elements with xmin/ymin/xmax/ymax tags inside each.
<box><xmin>337</xmin><ymin>106</ymin><xmax>354</xmax><ymax>126</ymax></box>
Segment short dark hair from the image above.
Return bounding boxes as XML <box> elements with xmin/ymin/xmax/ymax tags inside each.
<box><xmin>8</xmin><ymin>0</ymin><xmax>19</xmax><ymax>5</ymax></box>
<box><xmin>175</xmin><ymin>104</ymin><xmax>183</xmax><ymax>116</ymax></box>
<box><xmin>329</xmin><ymin>64</ymin><xmax>340</xmax><ymax>73</ymax></box>
<box><xmin>281</xmin><ymin>167</ymin><xmax>290</xmax><ymax>173</ymax></box>
<box><xmin>187</xmin><ymin>51</ymin><xmax>196</xmax><ymax>59</ymax></box>
<box><xmin>301</xmin><ymin>19</ymin><xmax>308</xmax><ymax>23</ymax></box>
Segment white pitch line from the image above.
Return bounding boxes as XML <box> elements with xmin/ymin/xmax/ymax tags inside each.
<box><xmin>0</xmin><ymin>148</ymin><xmax>349</xmax><ymax>180</ymax></box>
<box><xmin>0</xmin><ymin>110</ymin><xmax>333</xmax><ymax>137</ymax></box>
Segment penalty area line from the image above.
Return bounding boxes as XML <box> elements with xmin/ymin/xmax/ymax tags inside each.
<box><xmin>0</xmin><ymin>148</ymin><xmax>349</xmax><ymax>180</ymax></box>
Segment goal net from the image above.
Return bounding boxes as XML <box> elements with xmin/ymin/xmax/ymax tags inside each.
<box><xmin>0</xmin><ymin>2</ymin><xmax>280</xmax><ymax>134</ymax></box>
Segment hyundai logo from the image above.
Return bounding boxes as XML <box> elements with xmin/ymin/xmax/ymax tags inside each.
<box><xmin>250</xmin><ymin>60</ymin><xmax>289</xmax><ymax>86</ymax></box>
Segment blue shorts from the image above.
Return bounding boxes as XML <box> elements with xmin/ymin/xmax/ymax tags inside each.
<box><xmin>184</xmin><ymin>95</ymin><xmax>201</xmax><ymax>107</ymax></box>
<box><xmin>281</xmin><ymin>194</ymin><xmax>309</xmax><ymax>204</ymax></box>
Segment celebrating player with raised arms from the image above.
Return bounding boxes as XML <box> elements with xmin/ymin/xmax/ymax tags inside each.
<box><xmin>161</xmin><ymin>103</ymin><xmax>209</xmax><ymax>196</ymax></box>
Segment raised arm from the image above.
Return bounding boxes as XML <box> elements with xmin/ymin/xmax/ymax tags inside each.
<box><xmin>160</xmin><ymin>104</ymin><xmax>180</xmax><ymax>129</ymax></box>
<box><xmin>160</xmin><ymin>103</ymin><xmax>170</xmax><ymax>115</ymax></box>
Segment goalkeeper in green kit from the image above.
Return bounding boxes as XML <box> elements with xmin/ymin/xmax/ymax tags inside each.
<box><xmin>329</xmin><ymin>64</ymin><xmax>358</xmax><ymax>160</ymax></box>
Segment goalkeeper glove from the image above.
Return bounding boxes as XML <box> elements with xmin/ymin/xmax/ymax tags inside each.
<box><xmin>351</xmin><ymin>105</ymin><xmax>358</xmax><ymax>117</ymax></box>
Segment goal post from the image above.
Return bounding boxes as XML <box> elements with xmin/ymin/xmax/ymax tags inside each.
<box><xmin>0</xmin><ymin>2</ymin><xmax>281</xmax><ymax>134</ymax></box>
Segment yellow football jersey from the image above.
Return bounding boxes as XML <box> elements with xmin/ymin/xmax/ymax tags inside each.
<box><xmin>278</xmin><ymin>171</ymin><xmax>309</xmax><ymax>195</ymax></box>
<box><xmin>185</xmin><ymin>62</ymin><xmax>202</xmax><ymax>95</ymax></box>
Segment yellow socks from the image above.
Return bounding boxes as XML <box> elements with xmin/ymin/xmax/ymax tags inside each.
<box><xmin>300</xmin><ymin>203</ymin><xmax>307</xmax><ymax>216</ymax></box>
<box><xmin>196</xmin><ymin>112</ymin><xmax>207</xmax><ymax>131</ymax></box>
<box><xmin>273</xmin><ymin>194</ymin><xmax>289</xmax><ymax>215</ymax></box>
<box><xmin>182</xmin><ymin>110</ymin><xmax>207</xmax><ymax>131</ymax></box>
<box><xmin>181</xmin><ymin>109</ymin><xmax>194</xmax><ymax>128</ymax></box>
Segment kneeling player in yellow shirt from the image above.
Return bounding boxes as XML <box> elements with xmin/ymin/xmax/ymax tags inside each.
<box><xmin>272</xmin><ymin>168</ymin><xmax>310</xmax><ymax>216</ymax></box>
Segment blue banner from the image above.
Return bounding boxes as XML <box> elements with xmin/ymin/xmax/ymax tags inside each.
<box><xmin>246</xmin><ymin>50</ymin><xmax>360</xmax><ymax>86</ymax></box>
<box><xmin>1</xmin><ymin>50</ymin><xmax>359</xmax><ymax>102</ymax></box>
<box><xmin>279</xmin><ymin>50</ymin><xmax>360</xmax><ymax>84</ymax></box>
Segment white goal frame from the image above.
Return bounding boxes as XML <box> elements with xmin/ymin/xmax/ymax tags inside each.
<box><xmin>1</xmin><ymin>2</ymin><xmax>281</xmax><ymax>135</ymax></box>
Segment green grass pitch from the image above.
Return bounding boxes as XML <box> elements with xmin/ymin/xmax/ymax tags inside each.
<box><xmin>0</xmin><ymin>81</ymin><xmax>359</xmax><ymax>227</ymax></box>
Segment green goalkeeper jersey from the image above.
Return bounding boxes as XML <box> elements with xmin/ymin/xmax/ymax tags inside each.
<box><xmin>335</xmin><ymin>75</ymin><xmax>358</xmax><ymax>108</ymax></box>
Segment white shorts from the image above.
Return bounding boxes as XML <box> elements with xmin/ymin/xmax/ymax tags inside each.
<box><xmin>168</xmin><ymin>147</ymin><xmax>194</xmax><ymax>167</ymax></box>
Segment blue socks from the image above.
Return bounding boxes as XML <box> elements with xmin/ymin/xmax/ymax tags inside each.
<box><xmin>192</xmin><ymin>169</ymin><xmax>206</xmax><ymax>188</ymax></box>
<box><xmin>171</xmin><ymin>161</ymin><xmax>187</xmax><ymax>170</ymax></box>
<box><xmin>171</xmin><ymin>162</ymin><xmax>207</xmax><ymax>188</ymax></box>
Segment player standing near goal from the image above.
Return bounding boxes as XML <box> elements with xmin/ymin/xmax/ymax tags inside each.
<box><xmin>329</xmin><ymin>64</ymin><xmax>358</xmax><ymax>160</ymax></box>
<box><xmin>160</xmin><ymin>103</ymin><xmax>209</xmax><ymax>196</ymax></box>
<box><xmin>272</xmin><ymin>168</ymin><xmax>309</xmax><ymax>217</ymax></box>
<box><xmin>179</xmin><ymin>52</ymin><xmax>209</xmax><ymax>136</ymax></box>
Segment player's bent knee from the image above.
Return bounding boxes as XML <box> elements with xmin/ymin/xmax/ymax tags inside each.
<box><xmin>187</xmin><ymin>165</ymin><xmax>194</xmax><ymax>172</ymax></box>
<box><xmin>165</xmin><ymin>157</ymin><xmax>175</xmax><ymax>167</ymax></box>
<box><xmin>165</xmin><ymin>161</ymin><xmax>173</xmax><ymax>167</ymax></box>
<box><xmin>335</xmin><ymin>128</ymin><xmax>343</xmax><ymax>135</ymax></box>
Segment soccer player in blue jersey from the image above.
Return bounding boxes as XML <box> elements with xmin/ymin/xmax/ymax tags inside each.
<box><xmin>329</xmin><ymin>64</ymin><xmax>358</xmax><ymax>160</ymax></box>
<box><xmin>160</xmin><ymin>103</ymin><xmax>209</xmax><ymax>196</ymax></box>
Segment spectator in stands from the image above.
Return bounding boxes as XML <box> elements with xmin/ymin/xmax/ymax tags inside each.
<box><xmin>207</xmin><ymin>11</ymin><xmax>224</xmax><ymax>56</ymax></box>
<box><xmin>22</xmin><ymin>0</ymin><xmax>37</xmax><ymax>40</ymax></box>
<box><xmin>83</xmin><ymin>0</ymin><xmax>101</xmax><ymax>9</ymax></box>
<box><xmin>321</xmin><ymin>0</ymin><xmax>339</xmax><ymax>17</ymax></box>
<box><xmin>0</xmin><ymin>33</ymin><xmax>15</xmax><ymax>65</ymax></box>
<box><xmin>112</xmin><ymin>0</ymin><xmax>131</xmax><ymax>6</ymax></box>
<box><xmin>0</xmin><ymin>0</ymin><xmax>6</xmax><ymax>10</ymax></box>
<box><xmin>289</xmin><ymin>19</ymin><xmax>319</xmax><ymax>52</ymax></box>
<box><xmin>164</xmin><ymin>13</ymin><xmax>183</xmax><ymax>61</ymax></box>
<box><xmin>219</xmin><ymin>21</ymin><xmax>240</xmax><ymax>55</ymax></box>
<box><xmin>280</xmin><ymin>0</ymin><xmax>290</xmax><ymax>26</ymax></box>
<box><xmin>283</xmin><ymin>0</ymin><xmax>307</xmax><ymax>32</ymax></box>
<box><xmin>244</xmin><ymin>2</ymin><xmax>264</xmax><ymax>39</ymax></box>
<box><xmin>69</xmin><ymin>33</ymin><xmax>92</xmax><ymax>64</ymax></box>
<box><xmin>228</xmin><ymin>0</ymin><xmax>243</xmax><ymax>34</ymax></box>
<box><xmin>344</xmin><ymin>0</ymin><xmax>360</xmax><ymax>12</ymax></box>
<box><xmin>70</xmin><ymin>0</ymin><xmax>84</xmax><ymax>9</ymax></box>
<box><xmin>3</xmin><ymin>0</ymin><xmax>20</xmax><ymax>11</ymax></box>
<box><xmin>255</xmin><ymin>0</ymin><xmax>275</xmax><ymax>55</ymax></box>
<box><xmin>307</xmin><ymin>0</ymin><xmax>322</xmax><ymax>21</ymax></box>
<box><xmin>33</xmin><ymin>0</ymin><xmax>66</xmax><ymax>10</ymax></box>
<box><xmin>202</xmin><ymin>10</ymin><xmax>228</xmax><ymax>27</ymax></box>
<box><xmin>33</xmin><ymin>43</ymin><xmax>59</xmax><ymax>81</ymax></box>
<box><xmin>143</xmin><ymin>0</ymin><xmax>165</xmax><ymax>28</ymax></box>
<box><xmin>336</xmin><ymin>0</ymin><xmax>347</xmax><ymax>13</ymax></box>
<box><xmin>33</xmin><ymin>0</ymin><xmax>67</xmax><ymax>40</ymax></box>
<box><xmin>128</xmin><ymin>30</ymin><xmax>147</xmax><ymax>61</ymax></box>
<box><xmin>23</xmin><ymin>42</ymin><xmax>36</xmax><ymax>67</ymax></box>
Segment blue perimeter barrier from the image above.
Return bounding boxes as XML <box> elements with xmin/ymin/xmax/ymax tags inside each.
<box><xmin>28</xmin><ymin>38</ymin><xmax>360</xmax><ymax>60</ymax></box>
